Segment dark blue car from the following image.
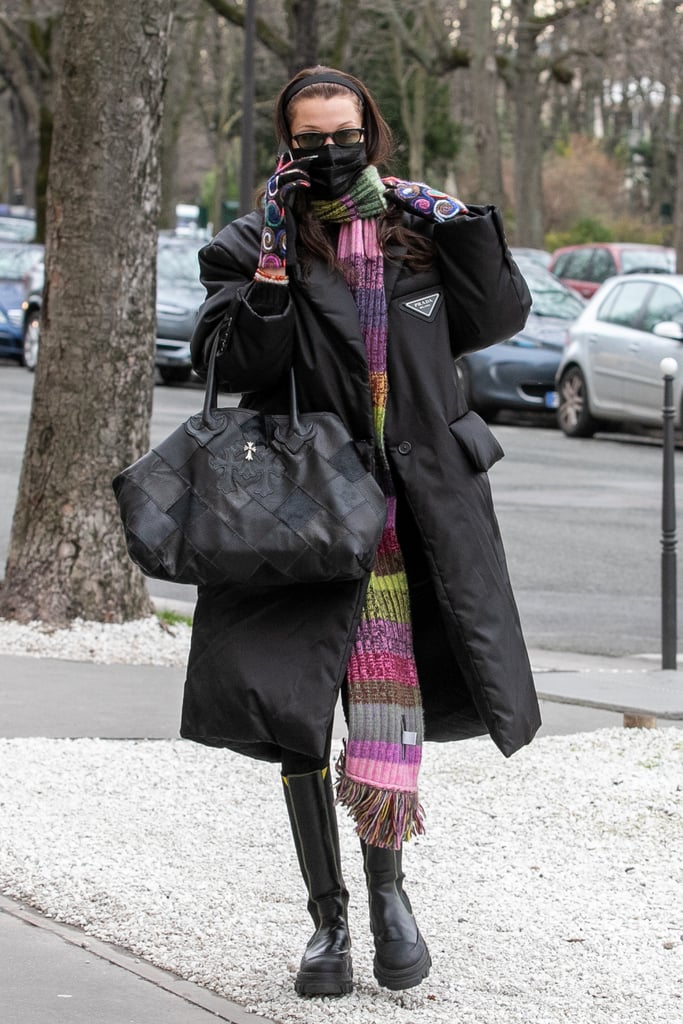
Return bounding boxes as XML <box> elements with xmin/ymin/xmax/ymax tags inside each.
<box><xmin>0</xmin><ymin>302</ymin><xmax>22</xmax><ymax>355</ymax></box>
<box><xmin>456</xmin><ymin>256</ymin><xmax>585</xmax><ymax>420</ymax></box>
<box><xmin>0</xmin><ymin>242</ymin><xmax>44</xmax><ymax>363</ymax></box>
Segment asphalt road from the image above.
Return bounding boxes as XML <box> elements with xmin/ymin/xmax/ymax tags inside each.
<box><xmin>1</xmin><ymin>361</ymin><xmax>680</xmax><ymax>658</ymax></box>
<box><xmin>490</xmin><ymin>415</ymin><xmax>681</xmax><ymax>656</ymax></box>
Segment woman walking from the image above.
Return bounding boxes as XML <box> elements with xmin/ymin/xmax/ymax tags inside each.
<box><xmin>181</xmin><ymin>65</ymin><xmax>541</xmax><ymax>997</ymax></box>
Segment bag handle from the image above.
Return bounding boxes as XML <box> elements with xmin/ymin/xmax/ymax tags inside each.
<box><xmin>201</xmin><ymin>321</ymin><xmax>224</xmax><ymax>430</ymax></box>
<box><xmin>198</xmin><ymin>311</ymin><xmax>313</xmax><ymax>447</ymax></box>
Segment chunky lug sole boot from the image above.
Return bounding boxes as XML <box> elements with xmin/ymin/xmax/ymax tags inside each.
<box><xmin>361</xmin><ymin>839</ymin><xmax>431</xmax><ymax>991</ymax></box>
<box><xmin>282</xmin><ymin>768</ymin><xmax>353</xmax><ymax>996</ymax></box>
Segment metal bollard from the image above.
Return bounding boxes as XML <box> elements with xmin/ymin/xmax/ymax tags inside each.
<box><xmin>660</xmin><ymin>357</ymin><xmax>678</xmax><ymax>670</ymax></box>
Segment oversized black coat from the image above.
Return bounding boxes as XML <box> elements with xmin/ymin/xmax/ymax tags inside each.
<box><xmin>180</xmin><ymin>203</ymin><xmax>542</xmax><ymax>763</ymax></box>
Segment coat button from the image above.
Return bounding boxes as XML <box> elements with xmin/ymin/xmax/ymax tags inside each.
<box><xmin>397</xmin><ymin>441</ymin><xmax>412</xmax><ymax>455</ymax></box>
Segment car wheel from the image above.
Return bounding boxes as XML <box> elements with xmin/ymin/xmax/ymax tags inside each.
<box><xmin>557</xmin><ymin>366</ymin><xmax>598</xmax><ymax>437</ymax></box>
<box><xmin>159</xmin><ymin>366</ymin><xmax>192</xmax><ymax>385</ymax></box>
<box><xmin>22</xmin><ymin>311</ymin><xmax>40</xmax><ymax>371</ymax></box>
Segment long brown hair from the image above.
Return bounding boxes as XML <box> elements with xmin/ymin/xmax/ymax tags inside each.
<box><xmin>274</xmin><ymin>66</ymin><xmax>433</xmax><ymax>274</ymax></box>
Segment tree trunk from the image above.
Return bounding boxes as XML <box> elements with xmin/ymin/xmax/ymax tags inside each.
<box><xmin>0</xmin><ymin>16</ymin><xmax>60</xmax><ymax>237</ymax></box>
<box><xmin>510</xmin><ymin>3</ymin><xmax>544</xmax><ymax>247</ymax></box>
<box><xmin>469</xmin><ymin>0</ymin><xmax>504</xmax><ymax>209</ymax></box>
<box><xmin>159</xmin><ymin>9</ymin><xmax>206</xmax><ymax>229</ymax></box>
<box><xmin>327</xmin><ymin>0</ymin><xmax>358</xmax><ymax>69</ymax></box>
<box><xmin>0</xmin><ymin>0</ymin><xmax>173</xmax><ymax>625</ymax></box>
<box><xmin>8</xmin><ymin>92</ymin><xmax>39</xmax><ymax>208</ymax></box>
<box><xmin>34</xmin><ymin>104</ymin><xmax>52</xmax><ymax>243</ymax></box>
<box><xmin>406</xmin><ymin>65</ymin><xmax>427</xmax><ymax>182</ymax></box>
<box><xmin>392</xmin><ymin>20</ymin><xmax>427</xmax><ymax>183</ymax></box>
<box><xmin>288</xmin><ymin>0</ymin><xmax>319</xmax><ymax>74</ymax></box>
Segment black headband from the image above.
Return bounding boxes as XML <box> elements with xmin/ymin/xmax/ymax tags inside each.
<box><xmin>282</xmin><ymin>72</ymin><xmax>364</xmax><ymax>109</ymax></box>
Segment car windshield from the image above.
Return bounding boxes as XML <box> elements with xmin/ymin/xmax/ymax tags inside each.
<box><xmin>157</xmin><ymin>243</ymin><xmax>201</xmax><ymax>285</ymax></box>
<box><xmin>0</xmin><ymin>217</ymin><xmax>36</xmax><ymax>243</ymax></box>
<box><xmin>519</xmin><ymin>263</ymin><xmax>585</xmax><ymax>319</ymax></box>
<box><xmin>0</xmin><ymin>244</ymin><xmax>44</xmax><ymax>278</ymax></box>
<box><xmin>621</xmin><ymin>250</ymin><xmax>674</xmax><ymax>273</ymax></box>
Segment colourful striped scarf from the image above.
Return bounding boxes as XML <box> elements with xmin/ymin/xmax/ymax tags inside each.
<box><xmin>317</xmin><ymin>167</ymin><xmax>425</xmax><ymax>850</ymax></box>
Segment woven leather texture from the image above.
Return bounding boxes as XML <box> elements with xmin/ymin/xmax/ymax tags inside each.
<box><xmin>113</xmin><ymin>408</ymin><xmax>386</xmax><ymax>587</ymax></box>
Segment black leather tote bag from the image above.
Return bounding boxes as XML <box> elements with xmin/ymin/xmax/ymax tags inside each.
<box><xmin>112</xmin><ymin>336</ymin><xmax>386</xmax><ymax>587</ymax></box>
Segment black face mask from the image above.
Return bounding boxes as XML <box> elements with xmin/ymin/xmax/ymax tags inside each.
<box><xmin>307</xmin><ymin>143</ymin><xmax>368</xmax><ymax>199</ymax></box>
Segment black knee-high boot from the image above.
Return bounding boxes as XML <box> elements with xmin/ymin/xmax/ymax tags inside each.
<box><xmin>361</xmin><ymin>839</ymin><xmax>431</xmax><ymax>990</ymax></box>
<box><xmin>282</xmin><ymin>768</ymin><xmax>353</xmax><ymax>996</ymax></box>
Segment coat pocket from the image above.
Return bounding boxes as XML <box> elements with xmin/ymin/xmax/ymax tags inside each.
<box><xmin>448</xmin><ymin>410</ymin><xmax>504</xmax><ymax>472</ymax></box>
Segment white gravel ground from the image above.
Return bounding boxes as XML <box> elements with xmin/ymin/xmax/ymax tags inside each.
<box><xmin>0</xmin><ymin>616</ymin><xmax>191</xmax><ymax>665</ymax></box>
<box><xmin>1</xmin><ymin>728</ymin><xmax>681</xmax><ymax>1024</ymax></box>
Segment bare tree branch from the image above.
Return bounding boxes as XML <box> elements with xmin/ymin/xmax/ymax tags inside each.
<box><xmin>202</xmin><ymin>0</ymin><xmax>292</xmax><ymax>65</ymax></box>
<box><xmin>374</xmin><ymin>0</ymin><xmax>469</xmax><ymax>74</ymax></box>
<box><xmin>0</xmin><ymin>20</ymin><xmax>42</xmax><ymax>123</ymax></box>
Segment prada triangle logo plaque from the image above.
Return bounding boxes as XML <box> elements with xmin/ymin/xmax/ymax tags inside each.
<box><xmin>401</xmin><ymin>291</ymin><xmax>442</xmax><ymax>322</ymax></box>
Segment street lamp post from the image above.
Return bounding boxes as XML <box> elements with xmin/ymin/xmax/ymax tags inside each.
<box><xmin>239</xmin><ymin>0</ymin><xmax>256</xmax><ymax>217</ymax></box>
<box><xmin>660</xmin><ymin>356</ymin><xmax>678</xmax><ymax>670</ymax></box>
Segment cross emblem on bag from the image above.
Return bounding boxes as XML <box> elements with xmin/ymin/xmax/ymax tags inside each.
<box><xmin>209</xmin><ymin>437</ymin><xmax>284</xmax><ymax>498</ymax></box>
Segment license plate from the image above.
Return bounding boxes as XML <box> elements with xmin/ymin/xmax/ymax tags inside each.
<box><xmin>545</xmin><ymin>390</ymin><xmax>559</xmax><ymax>409</ymax></box>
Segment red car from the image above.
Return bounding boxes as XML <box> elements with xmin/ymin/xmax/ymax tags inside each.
<box><xmin>549</xmin><ymin>242</ymin><xmax>675</xmax><ymax>299</ymax></box>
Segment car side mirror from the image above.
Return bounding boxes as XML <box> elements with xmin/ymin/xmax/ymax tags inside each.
<box><xmin>652</xmin><ymin>320</ymin><xmax>683</xmax><ymax>341</ymax></box>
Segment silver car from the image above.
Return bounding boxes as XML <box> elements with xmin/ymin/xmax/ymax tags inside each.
<box><xmin>556</xmin><ymin>273</ymin><xmax>683</xmax><ymax>437</ymax></box>
<box><xmin>155</xmin><ymin>235</ymin><xmax>205</xmax><ymax>384</ymax></box>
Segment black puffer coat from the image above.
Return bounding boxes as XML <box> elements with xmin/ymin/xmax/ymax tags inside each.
<box><xmin>180</xmin><ymin>204</ymin><xmax>541</xmax><ymax>763</ymax></box>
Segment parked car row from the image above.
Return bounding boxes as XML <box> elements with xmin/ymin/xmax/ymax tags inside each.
<box><xmin>3</xmin><ymin>230</ymin><xmax>683</xmax><ymax>442</ymax></box>
<box><xmin>457</xmin><ymin>241</ymin><xmax>683</xmax><ymax>443</ymax></box>
<box><xmin>0</xmin><ymin>234</ymin><xmax>205</xmax><ymax>383</ymax></box>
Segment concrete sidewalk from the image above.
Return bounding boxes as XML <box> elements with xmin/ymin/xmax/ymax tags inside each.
<box><xmin>1</xmin><ymin>646</ymin><xmax>682</xmax><ymax>1024</ymax></box>
<box><xmin>2</xmin><ymin>647</ymin><xmax>682</xmax><ymax>741</ymax></box>
<box><xmin>1</xmin><ymin>895</ymin><xmax>263</xmax><ymax>1024</ymax></box>
<box><xmin>0</xmin><ymin>652</ymin><xmax>276</xmax><ymax>1024</ymax></box>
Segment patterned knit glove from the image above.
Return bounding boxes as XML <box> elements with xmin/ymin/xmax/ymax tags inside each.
<box><xmin>383</xmin><ymin>177</ymin><xmax>467</xmax><ymax>223</ymax></box>
<box><xmin>256</xmin><ymin>154</ymin><xmax>313</xmax><ymax>282</ymax></box>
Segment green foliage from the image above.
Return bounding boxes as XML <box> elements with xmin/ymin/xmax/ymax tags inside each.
<box><xmin>552</xmin><ymin>137</ymin><xmax>572</xmax><ymax>159</ymax></box>
<box><xmin>607</xmin><ymin>219</ymin><xmax>672</xmax><ymax>245</ymax></box>
<box><xmin>156</xmin><ymin>608</ymin><xmax>193</xmax><ymax>627</ymax></box>
<box><xmin>610</xmin><ymin>139</ymin><xmax>631</xmax><ymax>168</ymax></box>
<box><xmin>546</xmin><ymin>218</ymin><xmax>614</xmax><ymax>250</ymax></box>
<box><xmin>424</xmin><ymin>82</ymin><xmax>462</xmax><ymax>165</ymax></box>
<box><xmin>200</xmin><ymin>164</ymin><xmax>239</xmax><ymax>226</ymax></box>
<box><xmin>631</xmin><ymin>140</ymin><xmax>653</xmax><ymax>167</ymax></box>
<box><xmin>343</xmin><ymin>63</ymin><xmax>460</xmax><ymax>179</ymax></box>
<box><xmin>200</xmin><ymin>170</ymin><xmax>216</xmax><ymax>212</ymax></box>
<box><xmin>545</xmin><ymin>216</ymin><xmax>672</xmax><ymax>252</ymax></box>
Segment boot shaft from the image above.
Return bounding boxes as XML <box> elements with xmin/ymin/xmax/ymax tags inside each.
<box><xmin>282</xmin><ymin>767</ymin><xmax>354</xmax><ymax>996</ymax></box>
<box><xmin>282</xmin><ymin>767</ymin><xmax>349</xmax><ymax>925</ymax></box>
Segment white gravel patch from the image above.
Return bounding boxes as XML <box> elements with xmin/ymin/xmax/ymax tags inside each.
<box><xmin>1</xmin><ymin>729</ymin><xmax>681</xmax><ymax>1023</ymax></box>
<box><xmin>0</xmin><ymin>616</ymin><xmax>191</xmax><ymax>666</ymax></box>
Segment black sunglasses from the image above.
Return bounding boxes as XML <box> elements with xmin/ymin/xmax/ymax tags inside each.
<box><xmin>290</xmin><ymin>127</ymin><xmax>365</xmax><ymax>151</ymax></box>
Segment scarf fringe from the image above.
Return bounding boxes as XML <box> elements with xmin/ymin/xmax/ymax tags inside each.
<box><xmin>335</xmin><ymin>747</ymin><xmax>425</xmax><ymax>851</ymax></box>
